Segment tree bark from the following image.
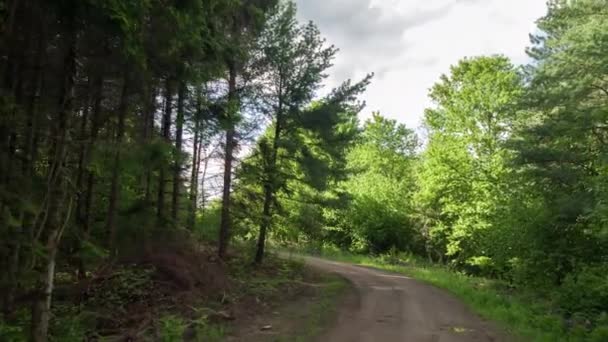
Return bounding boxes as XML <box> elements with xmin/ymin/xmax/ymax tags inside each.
<box><xmin>157</xmin><ymin>78</ymin><xmax>173</xmax><ymax>224</ymax></box>
<box><xmin>1</xmin><ymin>0</ymin><xmax>21</xmax><ymax>91</ymax></box>
<box><xmin>82</xmin><ymin>75</ymin><xmax>104</xmax><ymax>245</ymax></box>
<box><xmin>218</xmin><ymin>65</ymin><xmax>237</xmax><ymax>259</ymax></box>
<box><xmin>2</xmin><ymin>19</ymin><xmax>44</xmax><ymax>312</ymax></box>
<box><xmin>172</xmin><ymin>81</ymin><xmax>186</xmax><ymax>223</ymax></box>
<box><xmin>75</xmin><ymin>83</ymin><xmax>91</xmax><ymax>230</ymax></box>
<box><xmin>0</xmin><ymin>0</ymin><xmax>27</xmax><ymax>240</ymax></box>
<box><xmin>255</xmin><ymin>186</ymin><xmax>273</xmax><ymax>263</ymax></box>
<box><xmin>105</xmin><ymin>77</ymin><xmax>129</xmax><ymax>252</ymax></box>
<box><xmin>31</xmin><ymin>22</ymin><xmax>77</xmax><ymax>341</ymax></box>
<box><xmin>255</xmin><ymin>110</ymin><xmax>282</xmax><ymax>264</ymax></box>
<box><xmin>199</xmin><ymin>147</ymin><xmax>209</xmax><ymax>211</ymax></box>
<box><xmin>143</xmin><ymin>83</ymin><xmax>157</xmax><ymax>203</ymax></box>
<box><xmin>188</xmin><ymin>101</ymin><xmax>201</xmax><ymax>231</ymax></box>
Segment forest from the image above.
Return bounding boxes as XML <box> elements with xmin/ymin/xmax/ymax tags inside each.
<box><xmin>1</xmin><ymin>0</ymin><xmax>607</xmax><ymax>341</ymax></box>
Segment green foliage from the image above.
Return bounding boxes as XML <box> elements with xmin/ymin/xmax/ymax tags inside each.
<box><xmin>506</xmin><ymin>0</ymin><xmax>608</xmax><ymax>286</ymax></box>
<box><xmin>195</xmin><ymin>201</ymin><xmax>222</xmax><ymax>242</ymax></box>
<box><xmin>0</xmin><ymin>316</ymin><xmax>26</xmax><ymax>342</ymax></box>
<box><xmin>191</xmin><ymin>318</ymin><xmax>225</xmax><ymax>342</ymax></box>
<box><xmin>557</xmin><ymin>266</ymin><xmax>608</xmax><ymax>321</ymax></box>
<box><xmin>590</xmin><ymin>324</ymin><xmax>608</xmax><ymax>342</ymax></box>
<box><xmin>416</xmin><ymin>56</ymin><xmax>524</xmax><ymax>271</ymax></box>
<box><xmin>3</xmin><ymin>0</ymin><xmax>608</xmax><ymax>340</ymax></box>
<box><xmin>49</xmin><ymin>304</ymin><xmax>90</xmax><ymax>342</ymax></box>
<box><xmin>159</xmin><ymin>315</ymin><xmax>187</xmax><ymax>342</ymax></box>
<box><xmin>336</xmin><ymin>113</ymin><xmax>419</xmax><ymax>253</ymax></box>
<box><xmin>259</xmin><ymin>2</ymin><xmax>608</xmax><ymax>339</ymax></box>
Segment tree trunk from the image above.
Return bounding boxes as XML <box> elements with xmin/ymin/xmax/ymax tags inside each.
<box><xmin>3</xmin><ymin>234</ymin><xmax>20</xmax><ymax>318</ymax></box>
<box><xmin>81</xmin><ymin>75</ymin><xmax>104</xmax><ymax>265</ymax></box>
<box><xmin>255</xmin><ymin>186</ymin><xmax>273</xmax><ymax>263</ymax></box>
<box><xmin>31</xmin><ymin>228</ymin><xmax>60</xmax><ymax>342</ymax></box>
<box><xmin>0</xmin><ymin>0</ymin><xmax>23</xmax><ymax>196</ymax></box>
<box><xmin>0</xmin><ymin>0</ymin><xmax>27</xmax><ymax>242</ymax></box>
<box><xmin>199</xmin><ymin>147</ymin><xmax>209</xmax><ymax>211</ymax></box>
<box><xmin>172</xmin><ymin>81</ymin><xmax>185</xmax><ymax>223</ymax></box>
<box><xmin>2</xmin><ymin>18</ymin><xmax>45</xmax><ymax>314</ymax></box>
<box><xmin>71</xmin><ymin>79</ymin><xmax>92</xmax><ymax>280</ymax></box>
<box><xmin>143</xmin><ymin>83</ymin><xmax>157</xmax><ymax>203</ymax></box>
<box><xmin>157</xmin><ymin>78</ymin><xmax>173</xmax><ymax>224</ymax></box>
<box><xmin>1</xmin><ymin>0</ymin><xmax>21</xmax><ymax>91</ymax></box>
<box><xmin>75</xmin><ymin>84</ymin><xmax>91</xmax><ymax>229</ymax></box>
<box><xmin>218</xmin><ymin>66</ymin><xmax>237</xmax><ymax>259</ymax></box>
<box><xmin>105</xmin><ymin>77</ymin><xmax>129</xmax><ymax>252</ymax></box>
<box><xmin>31</xmin><ymin>22</ymin><xmax>76</xmax><ymax>340</ymax></box>
<box><xmin>188</xmin><ymin>105</ymin><xmax>201</xmax><ymax>231</ymax></box>
<box><xmin>255</xmin><ymin>112</ymin><xmax>282</xmax><ymax>264</ymax></box>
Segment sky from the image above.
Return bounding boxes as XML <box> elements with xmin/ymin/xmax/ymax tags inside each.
<box><xmin>295</xmin><ymin>0</ymin><xmax>548</xmax><ymax>130</ymax></box>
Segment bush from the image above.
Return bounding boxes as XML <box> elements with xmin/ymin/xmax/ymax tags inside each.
<box><xmin>590</xmin><ymin>325</ymin><xmax>608</xmax><ymax>342</ymax></box>
<box><xmin>556</xmin><ymin>265</ymin><xmax>608</xmax><ymax>323</ymax></box>
<box><xmin>0</xmin><ymin>321</ymin><xmax>25</xmax><ymax>341</ymax></box>
<box><xmin>159</xmin><ymin>315</ymin><xmax>187</xmax><ymax>342</ymax></box>
<box><xmin>195</xmin><ymin>203</ymin><xmax>221</xmax><ymax>242</ymax></box>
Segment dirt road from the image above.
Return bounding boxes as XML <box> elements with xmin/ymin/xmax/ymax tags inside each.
<box><xmin>303</xmin><ymin>256</ymin><xmax>508</xmax><ymax>342</ymax></box>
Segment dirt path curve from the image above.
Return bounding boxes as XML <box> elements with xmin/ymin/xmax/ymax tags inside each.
<box><xmin>303</xmin><ymin>256</ymin><xmax>508</xmax><ymax>342</ymax></box>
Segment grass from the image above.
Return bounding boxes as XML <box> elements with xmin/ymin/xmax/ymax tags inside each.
<box><xmin>287</xmin><ymin>247</ymin><xmax>603</xmax><ymax>342</ymax></box>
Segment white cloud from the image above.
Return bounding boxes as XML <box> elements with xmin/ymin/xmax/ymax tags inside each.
<box><xmin>296</xmin><ymin>0</ymin><xmax>547</xmax><ymax>130</ymax></box>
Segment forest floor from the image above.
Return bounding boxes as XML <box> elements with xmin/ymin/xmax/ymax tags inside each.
<box><xmin>30</xmin><ymin>244</ymin><xmax>349</xmax><ymax>341</ymax></box>
<box><xmin>298</xmin><ymin>255</ymin><xmax>508</xmax><ymax>342</ymax></box>
<box><xmin>225</xmin><ymin>269</ymin><xmax>348</xmax><ymax>342</ymax></box>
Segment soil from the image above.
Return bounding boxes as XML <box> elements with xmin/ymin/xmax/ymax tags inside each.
<box><xmin>225</xmin><ymin>268</ymin><xmax>349</xmax><ymax>342</ymax></box>
<box><xmin>54</xmin><ymin>246</ymin><xmax>509</xmax><ymax>342</ymax></box>
<box><xmin>304</xmin><ymin>256</ymin><xmax>510</xmax><ymax>342</ymax></box>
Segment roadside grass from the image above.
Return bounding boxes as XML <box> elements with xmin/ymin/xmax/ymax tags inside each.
<box><xmin>286</xmin><ymin>248</ymin><xmax>605</xmax><ymax>342</ymax></box>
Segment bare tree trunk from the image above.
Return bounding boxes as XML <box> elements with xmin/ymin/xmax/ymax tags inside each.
<box><xmin>1</xmin><ymin>0</ymin><xmax>21</xmax><ymax>90</ymax></box>
<box><xmin>31</xmin><ymin>227</ymin><xmax>60</xmax><ymax>342</ymax></box>
<box><xmin>0</xmin><ymin>0</ymin><xmax>22</xmax><ymax>198</ymax></box>
<box><xmin>218</xmin><ymin>65</ymin><xmax>237</xmax><ymax>259</ymax></box>
<box><xmin>81</xmin><ymin>75</ymin><xmax>104</xmax><ymax>274</ymax></box>
<box><xmin>75</xmin><ymin>85</ymin><xmax>91</xmax><ymax>230</ymax></box>
<box><xmin>31</xmin><ymin>23</ymin><xmax>76</xmax><ymax>340</ymax></box>
<box><xmin>157</xmin><ymin>78</ymin><xmax>173</xmax><ymax>224</ymax></box>
<box><xmin>3</xmin><ymin>18</ymin><xmax>46</xmax><ymax>316</ymax></box>
<box><xmin>199</xmin><ymin>147</ymin><xmax>209</xmax><ymax>211</ymax></box>
<box><xmin>188</xmin><ymin>107</ymin><xmax>200</xmax><ymax>231</ymax></box>
<box><xmin>172</xmin><ymin>81</ymin><xmax>185</xmax><ymax>223</ymax></box>
<box><xmin>22</xmin><ymin>29</ymin><xmax>45</xmax><ymax>177</ymax></box>
<box><xmin>71</xmin><ymin>80</ymin><xmax>92</xmax><ymax>280</ymax></box>
<box><xmin>105</xmin><ymin>77</ymin><xmax>129</xmax><ymax>252</ymax></box>
<box><xmin>143</xmin><ymin>83</ymin><xmax>157</xmax><ymax>203</ymax></box>
<box><xmin>0</xmin><ymin>0</ymin><xmax>27</xmax><ymax>263</ymax></box>
<box><xmin>31</xmin><ymin>196</ymin><xmax>72</xmax><ymax>342</ymax></box>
